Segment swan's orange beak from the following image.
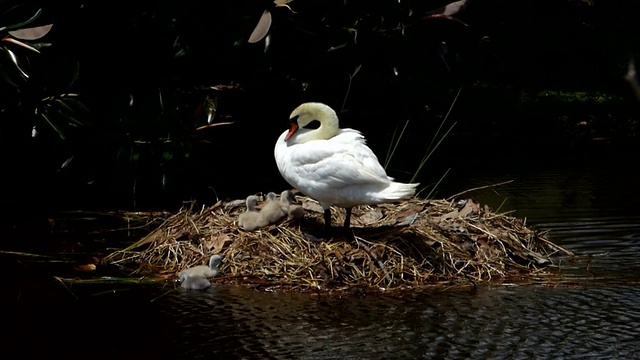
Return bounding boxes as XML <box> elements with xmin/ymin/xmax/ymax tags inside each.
<box><xmin>284</xmin><ymin>122</ymin><xmax>298</xmax><ymax>141</ymax></box>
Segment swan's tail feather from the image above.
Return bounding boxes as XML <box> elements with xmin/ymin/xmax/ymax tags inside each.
<box><xmin>378</xmin><ymin>182</ymin><xmax>419</xmax><ymax>201</ymax></box>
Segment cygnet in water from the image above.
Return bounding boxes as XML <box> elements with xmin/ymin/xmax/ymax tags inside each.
<box><xmin>178</xmin><ymin>254</ymin><xmax>222</xmax><ymax>279</ymax></box>
<box><xmin>179</xmin><ymin>273</ymin><xmax>211</xmax><ymax>290</ymax></box>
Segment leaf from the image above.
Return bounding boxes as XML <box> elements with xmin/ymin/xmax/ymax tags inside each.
<box><xmin>274</xmin><ymin>0</ymin><xmax>295</xmax><ymax>12</ymax></box>
<box><xmin>426</xmin><ymin>0</ymin><xmax>468</xmax><ymax>16</ymax></box>
<box><xmin>0</xmin><ymin>50</ymin><xmax>24</xmax><ymax>87</ymax></box>
<box><xmin>52</xmin><ymin>97</ymin><xmax>90</xmax><ymax>127</ymax></box>
<box><xmin>396</xmin><ymin>213</ymin><xmax>418</xmax><ymax>226</ymax></box>
<box><xmin>3</xmin><ymin>8</ymin><xmax>43</xmax><ymax>31</ymax></box>
<box><xmin>74</xmin><ymin>264</ymin><xmax>97</xmax><ymax>272</ymax></box>
<box><xmin>203</xmin><ymin>96</ymin><xmax>217</xmax><ymax>124</ymax></box>
<box><xmin>60</xmin><ymin>156</ymin><xmax>73</xmax><ymax>169</ymax></box>
<box><xmin>194</xmin><ymin>121</ymin><xmax>234</xmax><ymax>131</ymax></box>
<box><xmin>208</xmin><ymin>234</ymin><xmax>232</xmax><ymax>254</ymax></box>
<box><xmin>441</xmin><ymin>0</ymin><xmax>467</xmax><ymax>16</ymax></box>
<box><xmin>458</xmin><ymin>199</ymin><xmax>480</xmax><ymax>218</ymax></box>
<box><xmin>355</xmin><ymin>208</ymin><xmax>383</xmax><ymax>225</ymax></box>
<box><xmin>393</xmin><ymin>204</ymin><xmax>425</xmax><ymax>219</ymax></box>
<box><xmin>9</xmin><ymin>24</ymin><xmax>53</xmax><ymax>40</ymax></box>
<box><xmin>40</xmin><ymin>112</ymin><xmax>66</xmax><ymax>140</ymax></box>
<box><xmin>302</xmin><ymin>200</ymin><xmax>324</xmax><ymax>214</ymax></box>
<box><xmin>1</xmin><ymin>37</ymin><xmax>40</xmax><ymax>53</ymax></box>
<box><xmin>438</xmin><ymin>210</ymin><xmax>459</xmax><ymax>222</ymax></box>
<box><xmin>264</xmin><ymin>33</ymin><xmax>271</xmax><ymax>52</ymax></box>
<box><xmin>3</xmin><ymin>47</ymin><xmax>29</xmax><ymax>79</ymax></box>
<box><xmin>248</xmin><ymin>10</ymin><xmax>272</xmax><ymax>44</ymax></box>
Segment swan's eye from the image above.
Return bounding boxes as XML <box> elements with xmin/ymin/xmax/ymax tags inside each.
<box><xmin>303</xmin><ymin>120</ymin><xmax>321</xmax><ymax>130</ymax></box>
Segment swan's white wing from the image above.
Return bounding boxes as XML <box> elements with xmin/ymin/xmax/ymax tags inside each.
<box><xmin>286</xmin><ymin>132</ymin><xmax>391</xmax><ymax>190</ymax></box>
<box><xmin>335</xmin><ymin>130</ymin><xmax>395</xmax><ymax>181</ymax></box>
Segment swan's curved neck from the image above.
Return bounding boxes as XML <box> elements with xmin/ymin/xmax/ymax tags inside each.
<box><xmin>292</xmin><ymin>111</ymin><xmax>340</xmax><ymax>143</ymax></box>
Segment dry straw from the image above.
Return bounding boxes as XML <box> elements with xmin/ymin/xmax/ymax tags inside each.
<box><xmin>104</xmin><ymin>194</ymin><xmax>573</xmax><ymax>293</ymax></box>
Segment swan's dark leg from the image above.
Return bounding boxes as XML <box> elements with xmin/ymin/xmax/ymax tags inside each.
<box><xmin>324</xmin><ymin>209</ymin><xmax>332</xmax><ymax>230</ymax></box>
<box><xmin>343</xmin><ymin>208</ymin><xmax>352</xmax><ymax>228</ymax></box>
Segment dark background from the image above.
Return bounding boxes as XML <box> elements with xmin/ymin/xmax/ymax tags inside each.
<box><xmin>1</xmin><ymin>0</ymin><xmax>639</xmax><ymax>223</ymax></box>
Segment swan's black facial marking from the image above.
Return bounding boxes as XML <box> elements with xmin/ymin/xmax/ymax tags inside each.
<box><xmin>303</xmin><ymin>119</ymin><xmax>321</xmax><ymax>130</ymax></box>
<box><xmin>289</xmin><ymin>115</ymin><xmax>299</xmax><ymax>124</ymax></box>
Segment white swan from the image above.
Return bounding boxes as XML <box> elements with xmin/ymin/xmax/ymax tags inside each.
<box><xmin>179</xmin><ymin>273</ymin><xmax>211</xmax><ymax>290</ymax></box>
<box><xmin>178</xmin><ymin>254</ymin><xmax>222</xmax><ymax>279</ymax></box>
<box><xmin>274</xmin><ymin>102</ymin><xmax>419</xmax><ymax>229</ymax></box>
<box><xmin>259</xmin><ymin>191</ymin><xmax>287</xmax><ymax>224</ymax></box>
<box><xmin>238</xmin><ymin>195</ymin><xmax>268</xmax><ymax>231</ymax></box>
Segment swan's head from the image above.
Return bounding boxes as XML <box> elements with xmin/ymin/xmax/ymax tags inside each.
<box><xmin>285</xmin><ymin>102</ymin><xmax>340</xmax><ymax>142</ymax></box>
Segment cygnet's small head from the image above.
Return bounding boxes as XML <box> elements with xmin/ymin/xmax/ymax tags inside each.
<box><xmin>280</xmin><ymin>189</ymin><xmax>296</xmax><ymax>205</ymax></box>
<box><xmin>245</xmin><ymin>195</ymin><xmax>260</xmax><ymax>210</ymax></box>
<box><xmin>285</xmin><ymin>102</ymin><xmax>339</xmax><ymax>142</ymax></box>
<box><xmin>266</xmin><ymin>192</ymin><xmax>278</xmax><ymax>202</ymax></box>
<box><xmin>208</xmin><ymin>254</ymin><xmax>222</xmax><ymax>271</ymax></box>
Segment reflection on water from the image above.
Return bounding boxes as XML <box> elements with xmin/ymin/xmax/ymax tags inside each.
<box><xmin>438</xmin><ymin>155</ymin><xmax>640</xmax><ymax>285</ymax></box>
<box><xmin>154</xmin><ymin>284</ymin><xmax>640</xmax><ymax>359</ymax></box>
<box><xmin>6</xmin><ymin>281</ymin><xmax>639</xmax><ymax>359</ymax></box>
<box><xmin>3</xmin><ymin>152</ymin><xmax>640</xmax><ymax>359</ymax></box>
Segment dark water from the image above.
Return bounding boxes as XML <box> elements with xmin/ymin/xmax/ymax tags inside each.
<box><xmin>3</xmin><ymin>150</ymin><xmax>640</xmax><ymax>359</ymax></box>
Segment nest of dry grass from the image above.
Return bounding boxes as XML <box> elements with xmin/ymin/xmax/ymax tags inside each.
<box><xmin>105</xmin><ymin>194</ymin><xmax>572</xmax><ymax>292</ymax></box>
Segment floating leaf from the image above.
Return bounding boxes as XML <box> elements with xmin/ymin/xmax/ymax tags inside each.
<box><xmin>9</xmin><ymin>24</ymin><xmax>53</xmax><ymax>40</ymax></box>
<box><xmin>74</xmin><ymin>264</ymin><xmax>97</xmax><ymax>272</ymax></box>
<box><xmin>248</xmin><ymin>10</ymin><xmax>272</xmax><ymax>43</ymax></box>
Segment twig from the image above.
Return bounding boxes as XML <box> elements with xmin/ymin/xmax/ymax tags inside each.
<box><xmin>53</xmin><ymin>276</ymin><xmax>78</xmax><ymax>300</ymax></box>
<box><xmin>446</xmin><ymin>180</ymin><xmax>514</xmax><ymax>201</ymax></box>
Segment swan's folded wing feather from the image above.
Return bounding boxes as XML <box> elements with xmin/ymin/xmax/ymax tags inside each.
<box><xmin>288</xmin><ymin>141</ymin><xmax>390</xmax><ymax>189</ymax></box>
